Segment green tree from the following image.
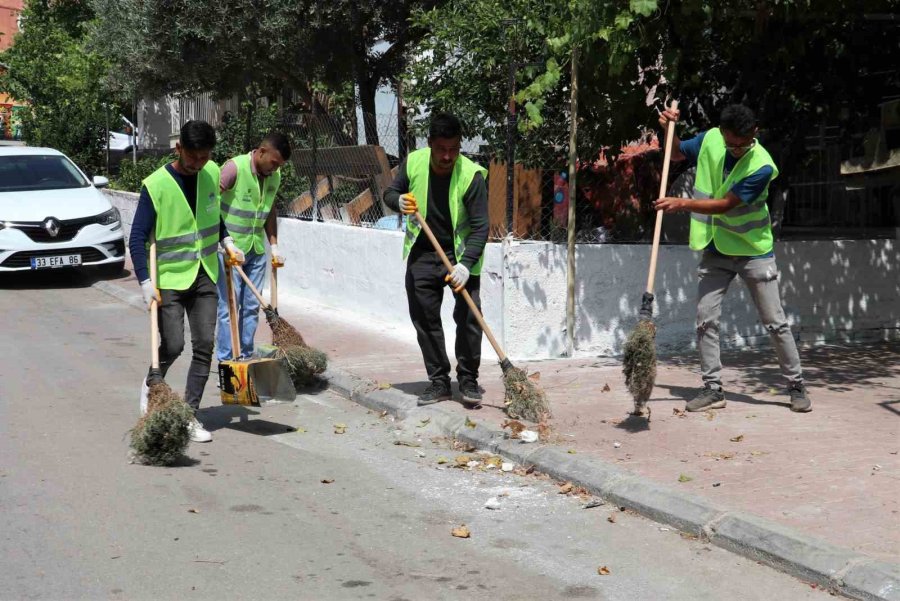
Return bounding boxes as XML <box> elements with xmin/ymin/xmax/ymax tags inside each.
<box><xmin>1</xmin><ymin>0</ymin><xmax>122</xmax><ymax>174</ymax></box>
<box><xmin>91</xmin><ymin>0</ymin><xmax>444</xmax><ymax>145</ymax></box>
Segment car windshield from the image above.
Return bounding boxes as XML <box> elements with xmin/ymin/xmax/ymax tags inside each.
<box><xmin>0</xmin><ymin>155</ymin><xmax>90</xmax><ymax>193</ymax></box>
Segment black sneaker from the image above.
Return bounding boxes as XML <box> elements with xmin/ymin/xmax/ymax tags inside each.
<box><xmin>418</xmin><ymin>380</ymin><xmax>452</xmax><ymax>406</ymax></box>
<box><xmin>459</xmin><ymin>379</ymin><xmax>483</xmax><ymax>409</ymax></box>
<box><xmin>686</xmin><ymin>385</ymin><xmax>726</xmax><ymax>412</ymax></box>
<box><xmin>788</xmin><ymin>383</ymin><xmax>812</xmax><ymax>412</ymax></box>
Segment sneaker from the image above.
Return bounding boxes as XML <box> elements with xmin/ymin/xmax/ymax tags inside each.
<box><xmin>458</xmin><ymin>379</ymin><xmax>483</xmax><ymax>409</ymax></box>
<box><xmin>686</xmin><ymin>385</ymin><xmax>726</xmax><ymax>412</ymax></box>
<box><xmin>418</xmin><ymin>380</ymin><xmax>452</xmax><ymax>406</ymax></box>
<box><xmin>139</xmin><ymin>377</ymin><xmax>149</xmax><ymax>417</ymax></box>
<box><xmin>788</xmin><ymin>383</ymin><xmax>812</xmax><ymax>413</ymax></box>
<box><xmin>189</xmin><ymin>418</ymin><xmax>213</xmax><ymax>443</ymax></box>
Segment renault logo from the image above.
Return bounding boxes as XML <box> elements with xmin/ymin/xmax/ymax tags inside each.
<box><xmin>43</xmin><ymin>217</ymin><xmax>61</xmax><ymax>238</ymax></box>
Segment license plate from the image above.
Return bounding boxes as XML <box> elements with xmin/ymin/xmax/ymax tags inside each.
<box><xmin>30</xmin><ymin>254</ymin><xmax>82</xmax><ymax>269</ymax></box>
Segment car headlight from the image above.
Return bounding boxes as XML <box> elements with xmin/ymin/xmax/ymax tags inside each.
<box><xmin>97</xmin><ymin>208</ymin><xmax>121</xmax><ymax>226</ymax></box>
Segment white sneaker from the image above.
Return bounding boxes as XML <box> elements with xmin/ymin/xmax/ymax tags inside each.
<box><xmin>139</xmin><ymin>378</ymin><xmax>149</xmax><ymax>417</ymax></box>
<box><xmin>189</xmin><ymin>418</ymin><xmax>213</xmax><ymax>443</ymax></box>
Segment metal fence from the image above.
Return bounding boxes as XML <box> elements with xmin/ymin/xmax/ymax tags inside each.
<box><xmin>272</xmin><ymin>108</ymin><xmax>899</xmax><ymax>243</ymax></box>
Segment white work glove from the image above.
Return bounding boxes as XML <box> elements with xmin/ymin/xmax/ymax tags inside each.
<box><xmin>445</xmin><ymin>263</ymin><xmax>470</xmax><ymax>293</ymax></box>
<box><xmin>222</xmin><ymin>236</ymin><xmax>245</xmax><ymax>265</ymax></box>
<box><xmin>399</xmin><ymin>193</ymin><xmax>418</xmax><ymax>215</ymax></box>
<box><xmin>140</xmin><ymin>278</ymin><xmax>160</xmax><ymax>309</ymax></box>
<box><xmin>270</xmin><ymin>243</ymin><xmax>285</xmax><ymax>267</ymax></box>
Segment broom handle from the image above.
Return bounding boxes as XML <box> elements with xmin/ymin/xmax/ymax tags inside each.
<box><xmin>232</xmin><ymin>261</ymin><xmax>268</xmax><ymax>308</ymax></box>
<box><xmin>413</xmin><ymin>211</ymin><xmax>508</xmax><ymax>363</ymax></box>
<box><xmin>223</xmin><ymin>257</ymin><xmax>241</xmax><ymax>361</ymax></box>
<box><xmin>645</xmin><ymin>99</ymin><xmax>679</xmax><ymax>295</ymax></box>
<box><xmin>270</xmin><ymin>261</ymin><xmax>279</xmax><ymax>311</ymax></box>
<box><xmin>149</xmin><ymin>235</ymin><xmax>160</xmax><ymax>370</ymax></box>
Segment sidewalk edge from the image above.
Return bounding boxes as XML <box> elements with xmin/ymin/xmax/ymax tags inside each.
<box><xmin>326</xmin><ymin>365</ymin><xmax>900</xmax><ymax>601</ymax></box>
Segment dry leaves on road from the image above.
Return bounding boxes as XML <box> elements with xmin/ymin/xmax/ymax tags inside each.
<box><xmin>607</xmin><ymin>514</ymin><xmax>617</xmax><ymax>523</ymax></box>
<box><xmin>376</xmin><ymin>382</ymin><xmax>392</xmax><ymax>390</ymax></box>
<box><xmin>672</xmin><ymin>408</ymin><xmax>686</xmax><ymax>418</ymax></box>
<box><xmin>678</xmin><ymin>474</ymin><xmax>693</xmax><ymax>483</ymax></box>
<box><xmin>465</xmin><ymin>417</ymin><xmax>477</xmax><ymax>429</ymax></box>
<box><xmin>320</xmin><ymin>479</ymin><xmax>334</xmax><ymax>484</ymax></box>
<box><xmin>597</xmin><ymin>566</ymin><xmax>611</xmax><ymax>575</ymax></box>
<box><xmin>188</xmin><ymin>508</ymin><xmax>199</xmax><ymax>514</ymax></box>
<box><xmin>558</xmin><ymin>482</ymin><xmax>574</xmax><ymax>494</ymax></box>
<box><xmin>393</xmin><ymin>440</ymin><xmax>421</xmax><ymax>447</ymax></box>
<box><xmin>602</xmin><ymin>383</ymin><xmax>611</xmax><ymax>392</ymax></box>
<box><xmin>333</xmin><ymin>423</ymin><xmax>347</xmax><ymax>434</ymax></box>
<box><xmin>704</xmin><ymin>410</ymin><xmax>716</xmax><ymax>421</ymax></box>
<box><xmin>501</xmin><ymin>419</ymin><xmax>526</xmax><ymax>438</ymax></box>
<box><xmin>451</xmin><ymin>525</ymin><xmax>471</xmax><ymax>539</ymax></box>
<box><xmin>730</xmin><ymin>434</ymin><xmax>744</xmax><ymax>443</ymax></box>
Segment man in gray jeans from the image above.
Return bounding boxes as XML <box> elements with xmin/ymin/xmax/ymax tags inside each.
<box><xmin>654</xmin><ymin>104</ymin><xmax>811</xmax><ymax>413</ymax></box>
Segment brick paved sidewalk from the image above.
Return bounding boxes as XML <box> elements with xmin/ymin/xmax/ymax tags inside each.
<box><xmin>267</xmin><ymin>295</ymin><xmax>899</xmax><ymax>563</ymax></box>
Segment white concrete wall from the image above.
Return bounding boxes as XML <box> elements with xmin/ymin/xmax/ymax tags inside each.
<box><xmin>102</xmin><ymin>189</ymin><xmax>900</xmax><ymax>360</ymax></box>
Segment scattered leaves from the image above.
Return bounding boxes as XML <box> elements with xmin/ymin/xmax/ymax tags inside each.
<box><xmin>750</xmin><ymin>450</ymin><xmax>768</xmax><ymax>457</ymax></box>
<box><xmin>455</xmin><ymin>455</ymin><xmax>471</xmax><ymax>467</ymax></box>
<box><xmin>379</xmin><ymin>410</ymin><xmax>388</xmax><ymax>418</ymax></box>
<box><xmin>417</xmin><ymin>417</ymin><xmax>431</xmax><ymax>428</ymax></box>
<box><xmin>704</xmin><ymin>410</ymin><xmax>716</xmax><ymax>421</ymax></box>
<box><xmin>706</xmin><ymin>451</ymin><xmax>735</xmax><ymax>461</ymax></box>
<box><xmin>583</xmin><ymin>500</ymin><xmax>605</xmax><ymax>509</ymax></box>
<box><xmin>501</xmin><ymin>419</ymin><xmax>526</xmax><ymax>438</ymax></box>
<box><xmin>320</xmin><ymin>479</ymin><xmax>334</xmax><ymax>484</ymax></box>
<box><xmin>601</xmin><ymin>383</ymin><xmax>611</xmax><ymax>392</ymax></box>
<box><xmin>484</xmin><ymin>456</ymin><xmax>503</xmax><ymax>468</ymax></box>
<box><xmin>451</xmin><ymin>525</ymin><xmax>471</xmax><ymax>539</ymax></box>
<box><xmin>672</xmin><ymin>408</ymin><xmax>686</xmax><ymax>417</ymax></box>
<box><xmin>607</xmin><ymin>514</ymin><xmax>617</xmax><ymax>523</ymax></box>
<box><xmin>436</xmin><ymin>457</ymin><xmax>449</xmax><ymax>465</ymax></box>
<box><xmin>567</xmin><ymin>449</ymin><xmax>577</xmax><ymax>454</ymax></box>
<box><xmin>465</xmin><ymin>417</ymin><xmax>476</xmax><ymax>429</ymax></box>
<box><xmin>597</xmin><ymin>566</ymin><xmax>611</xmax><ymax>575</ymax></box>
<box><xmin>333</xmin><ymin>423</ymin><xmax>347</xmax><ymax>435</ymax></box>
<box><xmin>376</xmin><ymin>382</ymin><xmax>392</xmax><ymax>390</ymax></box>
<box><xmin>729</xmin><ymin>435</ymin><xmax>744</xmax><ymax>443</ymax></box>
<box><xmin>537</xmin><ymin>419</ymin><xmax>552</xmax><ymax>442</ymax></box>
<box><xmin>188</xmin><ymin>508</ymin><xmax>199</xmax><ymax>514</ymax></box>
<box><xmin>559</xmin><ymin>482</ymin><xmax>574</xmax><ymax>494</ymax></box>
<box><xmin>678</xmin><ymin>474</ymin><xmax>693</xmax><ymax>483</ymax></box>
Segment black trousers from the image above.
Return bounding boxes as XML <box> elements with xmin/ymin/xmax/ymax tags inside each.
<box><xmin>148</xmin><ymin>269</ymin><xmax>218</xmax><ymax>411</ymax></box>
<box><xmin>405</xmin><ymin>250</ymin><xmax>482</xmax><ymax>385</ymax></box>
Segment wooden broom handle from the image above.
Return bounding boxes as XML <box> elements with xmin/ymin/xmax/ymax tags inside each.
<box><xmin>233</xmin><ymin>262</ymin><xmax>268</xmax><ymax>308</ymax></box>
<box><xmin>646</xmin><ymin>99</ymin><xmax>679</xmax><ymax>295</ymax></box>
<box><xmin>149</xmin><ymin>236</ymin><xmax>160</xmax><ymax>369</ymax></box>
<box><xmin>412</xmin><ymin>211</ymin><xmax>508</xmax><ymax>363</ymax></box>
<box><xmin>223</xmin><ymin>259</ymin><xmax>241</xmax><ymax>361</ymax></box>
<box><xmin>270</xmin><ymin>262</ymin><xmax>279</xmax><ymax>310</ymax></box>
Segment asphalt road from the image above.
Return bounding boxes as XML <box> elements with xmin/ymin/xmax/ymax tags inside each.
<box><xmin>0</xmin><ymin>269</ymin><xmax>836</xmax><ymax>600</ymax></box>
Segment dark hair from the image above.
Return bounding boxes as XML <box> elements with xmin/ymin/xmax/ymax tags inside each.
<box><xmin>261</xmin><ymin>131</ymin><xmax>292</xmax><ymax>160</ymax></box>
<box><xmin>179</xmin><ymin>120</ymin><xmax>217</xmax><ymax>151</ymax></box>
<box><xmin>428</xmin><ymin>112</ymin><xmax>462</xmax><ymax>141</ymax></box>
<box><xmin>719</xmin><ymin>105</ymin><xmax>757</xmax><ymax>137</ymax></box>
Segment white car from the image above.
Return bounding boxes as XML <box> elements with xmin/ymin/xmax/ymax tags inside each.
<box><xmin>109</xmin><ymin>130</ymin><xmax>137</xmax><ymax>152</ymax></box>
<box><xmin>0</xmin><ymin>147</ymin><xmax>126</xmax><ymax>275</ymax></box>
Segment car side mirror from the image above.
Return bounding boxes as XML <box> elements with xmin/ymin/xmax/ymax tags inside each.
<box><xmin>93</xmin><ymin>175</ymin><xmax>109</xmax><ymax>189</ymax></box>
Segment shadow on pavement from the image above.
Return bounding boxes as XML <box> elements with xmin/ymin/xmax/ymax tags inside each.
<box><xmin>0</xmin><ymin>266</ymin><xmax>131</xmax><ymax>290</ymax></box>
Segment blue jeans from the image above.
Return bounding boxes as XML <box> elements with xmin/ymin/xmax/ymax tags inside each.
<box><xmin>216</xmin><ymin>251</ymin><xmax>267</xmax><ymax>362</ymax></box>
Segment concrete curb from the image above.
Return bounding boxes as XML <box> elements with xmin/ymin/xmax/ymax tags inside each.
<box><xmin>90</xmin><ymin>277</ymin><xmax>898</xmax><ymax>601</ymax></box>
<box><xmin>325</xmin><ymin>365</ymin><xmax>900</xmax><ymax>601</ymax></box>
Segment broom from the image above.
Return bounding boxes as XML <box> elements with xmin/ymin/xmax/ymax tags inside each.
<box><xmin>130</xmin><ymin>236</ymin><xmax>193</xmax><ymax>465</ymax></box>
<box><xmin>228</xmin><ymin>256</ymin><xmax>328</xmax><ymax>388</ymax></box>
<box><xmin>412</xmin><ymin>208</ymin><xmax>550</xmax><ymax>422</ymax></box>
<box><xmin>622</xmin><ymin>99</ymin><xmax>679</xmax><ymax>419</ymax></box>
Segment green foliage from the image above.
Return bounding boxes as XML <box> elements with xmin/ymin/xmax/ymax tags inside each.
<box><xmin>130</xmin><ymin>383</ymin><xmax>193</xmax><ymax>466</ymax></box>
<box><xmin>110</xmin><ymin>155</ymin><xmax>175</xmax><ymax>193</ymax></box>
<box><xmin>0</xmin><ymin>0</ymin><xmax>124</xmax><ymax>175</ymax></box>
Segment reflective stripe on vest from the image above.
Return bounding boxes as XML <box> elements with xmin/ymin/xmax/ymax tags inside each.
<box><xmin>688</xmin><ymin>128</ymin><xmax>779</xmax><ymax>256</ymax></box>
<box><xmin>143</xmin><ymin>161</ymin><xmax>221</xmax><ymax>289</ymax></box>
<box><xmin>402</xmin><ymin>148</ymin><xmax>488</xmax><ymax>275</ymax></box>
<box><xmin>220</xmin><ymin>152</ymin><xmax>281</xmax><ymax>255</ymax></box>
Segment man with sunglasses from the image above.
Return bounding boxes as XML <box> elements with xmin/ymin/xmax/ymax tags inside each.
<box><xmin>654</xmin><ymin>104</ymin><xmax>811</xmax><ymax>413</ymax></box>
